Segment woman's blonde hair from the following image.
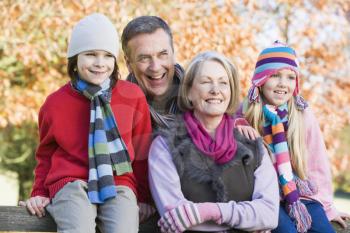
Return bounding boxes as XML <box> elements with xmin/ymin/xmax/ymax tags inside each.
<box><xmin>244</xmin><ymin>96</ymin><xmax>308</xmax><ymax>179</ymax></box>
<box><xmin>178</xmin><ymin>51</ymin><xmax>240</xmax><ymax>115</ymax></box>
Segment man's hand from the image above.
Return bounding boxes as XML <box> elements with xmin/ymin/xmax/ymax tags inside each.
<box><xmin>139</xmin><ymin>202</ymin><xmax>156</xmax><ymax>223</ymax></box>
<box><xmin>19</xmin><ymin>196</ymin><xmax>50</xmax><ymax>218</ymax></box>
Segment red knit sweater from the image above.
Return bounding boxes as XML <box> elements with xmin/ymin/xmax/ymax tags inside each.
<box><xmin>31</xmin><ymin>80</ymin><xmax>152</xmax><ymax>203</ymax></box>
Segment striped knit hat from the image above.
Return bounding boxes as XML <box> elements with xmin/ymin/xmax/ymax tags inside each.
<box><xmin>248</xmin><ymin>41</ymin><xmax>307</xmax><ymax>110</ymax></box>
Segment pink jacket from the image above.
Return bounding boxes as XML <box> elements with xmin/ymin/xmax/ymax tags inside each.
<box><xmin>236</xmin><ymin>104</ymin><xmax>339</xmax><ymax>220</ymax></box>
<box><xmin>303</xmin><ymin>107</ymin><xmax>338</xmax><ymax>220</ymax></box>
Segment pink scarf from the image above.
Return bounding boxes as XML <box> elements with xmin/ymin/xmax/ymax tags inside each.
<box><xmin>183</xmin><ymin>111</ymin><xmax>237</xmax><ymax>164</ymax></box>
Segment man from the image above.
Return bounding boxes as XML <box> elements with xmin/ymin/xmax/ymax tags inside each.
<box><xmin>121</xmin><ymin>16</ymin><xmax>184</xmax><ymax>129</ymax></box>
<box><xmin>121</xmin><ymin>16</ymin><xmax>183</xmax><ymax>232</ymax></box>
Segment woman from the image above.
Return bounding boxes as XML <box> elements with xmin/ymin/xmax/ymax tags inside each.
<box><xmin>148</xmin><ymin>51</ymin><xmax>279</xmax><ymax>233</ymax></box>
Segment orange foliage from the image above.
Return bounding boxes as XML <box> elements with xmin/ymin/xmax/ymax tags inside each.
<box><xmin>0</xmin><ymin>0</ymin><xmax>349</xmax><ymax>185</ymax></box>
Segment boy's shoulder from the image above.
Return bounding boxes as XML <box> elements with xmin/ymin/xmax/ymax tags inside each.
<box><xmin>40</xmin><ymin>83</ymin><xmax>77</xmax><ymax>111</ymax></box>
<box><xmin>44</xmin><ymin>83</ymin><xmax>70</xmax><ymax>101</ymax></box>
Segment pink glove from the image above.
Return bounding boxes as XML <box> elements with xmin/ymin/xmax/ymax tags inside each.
<box><xmin>158</xmin><ymin>202</ymin><xmax>222</xmax><ymax>233</ymax></box>
<box><xmin>197</xmin><ymin>202</ymin><xmax>222</xmax><ymax>223</ymax></box>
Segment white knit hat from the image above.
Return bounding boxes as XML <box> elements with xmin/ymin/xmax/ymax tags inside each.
<box><xmin>67</xmin><ymin>13</ymin><xmax>119</xmax><ymax>58</ymax></box>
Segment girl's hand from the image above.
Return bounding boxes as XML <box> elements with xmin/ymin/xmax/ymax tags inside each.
<box><xmin>236</xmin><ymin>125</ymin><xmax>260</xmax><ymax>140</ymax></box>
<box><xmin>18</xmin><ymin>196</ymin><xmax>50</xmax><ymax>218</ymax></box>
<box><xmin>332</xmin><ymin>212</ymin><xmax>350</xmax><ymax>228</ymax></box>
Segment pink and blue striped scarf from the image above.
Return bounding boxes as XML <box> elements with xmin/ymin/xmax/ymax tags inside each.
<box><xmin>263</xmin><ymin>104</ymin><xmax>316</xmax><ymax>233</ymax></box>
<box><xmin>73</xmin><ymin>77</ymin><xmax>132</xmax><ymax>204</ymax></box>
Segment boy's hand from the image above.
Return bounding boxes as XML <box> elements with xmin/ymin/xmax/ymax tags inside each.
<box><xmin>19</xmin><ymin>196</ymin><xmax>50</xmax><ymax>218</ymax></box>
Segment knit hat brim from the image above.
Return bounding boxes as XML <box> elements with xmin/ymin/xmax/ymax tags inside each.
<box><xmin>67</xmin><ymin>13</ymin><xmax>119</xmax><ymax>58</ymax></box>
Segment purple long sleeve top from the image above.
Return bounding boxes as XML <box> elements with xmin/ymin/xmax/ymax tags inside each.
<box><xmin>148</xmin><ymin>136</ymin><xmax>279</xmax><ymax>232</ymax></box>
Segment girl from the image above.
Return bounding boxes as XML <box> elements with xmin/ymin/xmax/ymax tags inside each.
<box><xmin>241</xmin><ymin>41</ymin><xmax>349</xmax><ymax>233</ymax></box>
<box><xmin>19</xmin><ymin>13</ymin><xmax>152</xmax><ymax>233</ymax></box>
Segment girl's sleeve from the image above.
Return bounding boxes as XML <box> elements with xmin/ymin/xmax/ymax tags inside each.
<box><xmin>31</xmin><ymin>104</ymin><xmax>57</xmax><ymax>198</ymax></box>
<box><xmin>304</xmin><ymin>108</ymin><xmax>338</xmax><ymax>220</ymax></box>
<box><xmin>131</xmin><ymin>93</ymin><xmax>152</xmax><ymax>203</ymax></box>
<box><xmin>148</xmin><ymin>136</ymin><xmax>187</xmax><ymax>216</ymax></box>
<box><xmin>217</xmin><ymin>148</ymin><xmax>280</xmax><ymax>231</ymax></box>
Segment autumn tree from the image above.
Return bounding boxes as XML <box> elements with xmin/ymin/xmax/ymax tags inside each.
<box><xmin>0</xmin><ymin>0</ymin><xmax>349</xmax><ymax>199</ymax></box>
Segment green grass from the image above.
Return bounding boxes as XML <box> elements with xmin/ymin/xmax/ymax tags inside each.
<box><xmin>334</xmin><ymin>190</ymin><xmax>350</xmax><ymax>213</ymax></box>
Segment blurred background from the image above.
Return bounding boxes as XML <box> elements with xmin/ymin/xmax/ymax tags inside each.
<box><xmin>0</xmin><ymin>0</ymin><xmax>349</xmax><ymax>211</ymax></box>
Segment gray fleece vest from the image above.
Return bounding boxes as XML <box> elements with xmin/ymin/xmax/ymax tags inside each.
<box><xmin>157</xmin><ymin>115</ymin><xmax>264</xmax><ymax>203</ymax></box>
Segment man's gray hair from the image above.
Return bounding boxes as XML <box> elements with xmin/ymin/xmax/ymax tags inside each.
<box><xmin>121</xmin><ymin>16</ymin><xmax>174</xmax><ymax>58</ymax></box>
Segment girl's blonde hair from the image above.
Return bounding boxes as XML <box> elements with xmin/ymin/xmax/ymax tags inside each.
<box><xmin>244</xmin><ymin>96</ymin><xmax>308</xmax><ymax>179</ymax></box>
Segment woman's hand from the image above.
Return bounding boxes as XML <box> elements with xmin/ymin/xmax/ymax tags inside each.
<box><xmin>18</xmin><ymin>196</ymin><xmax>50</xmax><ymax>218</ymax></box>
<box><xmin>236</xmin><ymin>125</ymin><xmax>260</xmax><ymax>140</ymax></box>
<box><xmin>158</xmin><ymin>202</ymin><xmax>222</xmax><ymax>233</ymax></box>
<box><xmin>158</xmin><ymin>203</ymin><xmax>202</xmax><ymax>233</ymax></box>
<box><xmin>139</xmin><ymin>202</ymin><xmax>156</xmax><ymax>223</ymax></box>
<box><xmin>332</xmin><ymin>212</ymin><xmax>350</xmax><ymax>228</ymax></box>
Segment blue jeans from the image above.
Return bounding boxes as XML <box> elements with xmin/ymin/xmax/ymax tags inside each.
<box><xmin>272</xmin><ymin>199</ymin><xmax>335</xmax><ymax>233</ymax></box>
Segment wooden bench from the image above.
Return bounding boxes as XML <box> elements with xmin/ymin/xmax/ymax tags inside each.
<box><xmin>0</xmin><ymin>206</ymin><xmax>349</xmax><ymax>232</ymax></box>
<box><xmin>0</xmin><ymin>206</ymin><xmax>56</xmax><ymax>232</ymax></box>
<box><xmin>0</xmin><ymin>206</ymin><xmax>158</xmax><ymax>233</ymax></box>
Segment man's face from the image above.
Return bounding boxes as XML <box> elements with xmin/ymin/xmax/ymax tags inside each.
<box><xmin>125</xmin><ymin>28</ymin><xmax>175</xmax><ymax>101</ymax></box>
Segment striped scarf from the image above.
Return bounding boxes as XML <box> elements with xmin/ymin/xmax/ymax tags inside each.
<box><xmin>73</xmin><ymin>78</ymin><xmax>132</xmax><ymax>204</ymax></box>
<box><xmin>263</xmin><ymin>104</ymin><xmax>313</xmax><ymax>233</ymax></box>
<box><xmin>127</xmin><ymin>64</ymin><xmax>184</xmax><ymax>128</ymax></box>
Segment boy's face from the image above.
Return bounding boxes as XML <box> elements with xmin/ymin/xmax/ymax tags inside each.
<box><xmin>77</xmin><ymin>50</ymin><xmax>115</xmax><ymax>85</ymax></box>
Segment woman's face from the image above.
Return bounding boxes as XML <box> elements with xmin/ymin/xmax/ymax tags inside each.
<box><xmin>77</xmin><ymin>50</ymin><xmax>115</xmax><ymax>85</ymax></box>
<box><xmin>189</xmin><ymin>60</ymin><xmax>231</xmax><ymax>120</ymax></box>
<box><xmin>261</xmin><ymin>68</ymin><xmax>297</xmax><ymax>106</ymax></box>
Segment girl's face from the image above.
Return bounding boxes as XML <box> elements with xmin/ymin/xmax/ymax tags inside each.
<box><xmin>261</xmin><ymin>69</ymin><xmax>297</xmax><ymax>106</ymax></box>
<box><xmin>77</xmin><ymin>50</ymin><xmax>115</xmax><ymax>85</ymax></box>
<box><xmin>189</xmin><ymin>60</ymin><xmax>231</xmax><ymax>120</ymax></box>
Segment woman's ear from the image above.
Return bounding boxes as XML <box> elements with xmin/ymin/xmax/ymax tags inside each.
<box><xmin>186</xmin><ymin>91</ymin><xmax>193</xmax><ymax>107</ymax></box>
<box><xmin>187</xmin><ymin>91</ymin><xmax>193</xmax><ymax>104</ymax></box>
